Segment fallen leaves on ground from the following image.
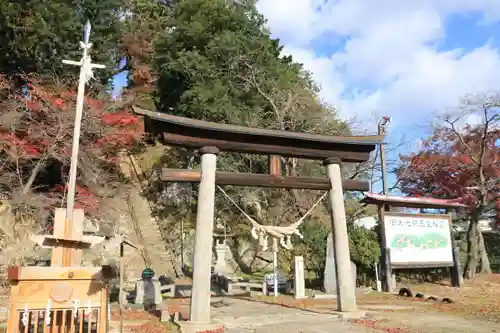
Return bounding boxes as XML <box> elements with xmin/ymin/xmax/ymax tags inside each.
<box><xmin>350</xmin><ymin>319</ymin><xmax>415</xmax><ymax>333</ymax></box>
<box><xmin>361</xmin><ymin>274</ymin><xmax>500</xmax><ymax>322</ymax></box>
<box><xmin>128</xmin><ymin>322</ymin><xmax>178</xmax><ymax>333</ymax></box>
<box><xmin>248</xmin><ymin>295</ymin><xmax>336</xmax><ymax>310</ymax></box>
<box><xmin>196</xmin><ymin>329</ymin><xmax>224</xmax><ymax>333</ymax></box>
<box><xmin>110</xmin><ymin>309</ymin><xmax>158</xmax><ymax>321</ymax></box>
<box><xmin>246</xmin><ymin>274</ymin><xmax>500</xmax><ymax>332</ymax></box>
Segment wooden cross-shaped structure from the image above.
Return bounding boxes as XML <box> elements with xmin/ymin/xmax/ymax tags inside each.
<box><xmin>61</xmin><ymin>20</ymin><xmax>105</xmax><ymax>226</ymax></box>
<box><xmin>31</xmin><ymin>208</ymin><xmax>106</xmax><ymax>266</ymax></box>
<box><xmin>38</xmin><ymin>20</ymin><xmax>105</xmax><ymax>267</ymax></box>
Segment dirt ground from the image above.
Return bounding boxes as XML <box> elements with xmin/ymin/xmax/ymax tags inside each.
<box><xmin>73</xmin><ymin>274</ymin><xmax>500</xmax><ymax>333</ymax></box>
<box><xmin>248</xmin><ymin>273</ymin><xmax>500</xmax><ymax>333</ymax></box>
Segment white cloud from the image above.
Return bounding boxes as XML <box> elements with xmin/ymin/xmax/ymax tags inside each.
<box><xmin>256</xmin><ymin>0</ymin><xmax>500</xmax><ymax>130</ymax></box>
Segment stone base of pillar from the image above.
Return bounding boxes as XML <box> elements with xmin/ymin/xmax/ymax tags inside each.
<box><xmin>331</xmin><ymin>310</ymin><xmax>371</xmax><ymax>320</ymax></box>
<box><xmin>313</xmin><ymin>294</ymin><xmax>337</xmax><ymax>299</ymax></box>
<box><xmin>178</xmin><ymin>321</ymin><xmax>224</xmax><ymax>333</ymax></box>
<box><xmin>293</xmin><ymin>295</ymin><xmax>308</xmax><ymax>299</ymax></box>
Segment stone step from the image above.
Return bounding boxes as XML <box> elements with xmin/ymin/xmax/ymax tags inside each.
<box><xmin>147</xmin><ymin>250</ymin><xmax>170</xmax><ymax>257</ymax></box>
<box><xmin>149</xmin><ymin>255</ymin><xmax>172</xmax><ymax>261</ymax></box>
<box><xmin>117</xmin><ymin>162</ymin><xmax>175</xmax><ymax>277</ymax></box>
<box><xmin>148</xmin><ymin>248</ymin><xmax>170</xmax><ymax>254</ymax></box>
<box><xmin>142</xmin><ymin>238</ymin><xmax>165</xmax><ymax>245</ymax></box>
<box><xmin>150</xmin><ymin>247</ymin><xmax>168</xmax><ymax>251</ymax></box>
<box><xmin>141</xmin><ymin>229</ymin><xmax>163</xmax><ymax>235</ymax></box>
<box><xmin>140</xmin><ymin>233</ymin><xmax>164</xmax><ymax>241</ymax></box>
<box><xmin>121</xmin><ymin>194</ymin><xmax>175</xmax><ymax>277</ymax></box>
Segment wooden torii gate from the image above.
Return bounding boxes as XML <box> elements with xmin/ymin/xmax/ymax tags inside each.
<box><xmin>132</xmin><ymin>106</ymin><xmax>384</xmax><ymax>332</ymax></box>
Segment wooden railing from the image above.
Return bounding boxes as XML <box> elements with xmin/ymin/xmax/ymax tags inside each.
<box><xmin>7</xmin><ymin>267</ymin><xmax>110</xmax><ymax>333</ymax></box>
<box><xmin>14</xmin><ymin>308</ymin><xmax>103</xmax><ymax>333</ymax></box>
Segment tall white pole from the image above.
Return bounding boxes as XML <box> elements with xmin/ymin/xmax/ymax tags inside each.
<box><xmin>272</xmin><ymin>238</ymin><xmax>278</xmax><ymax>297</ymax></box>
<box><xmin>62</xmin><ymin>21</ymin><xmax>105</xmax><ymax>224</ymax></box>
<box><xmin>374</xmin><ymin>262</ymin><xmax>381</xmax><ymax>292</ymax></box>
<box><xmin>273</xmin><ymin>250</ymin><xmax>278</xmax><ymax>297</ymax></box>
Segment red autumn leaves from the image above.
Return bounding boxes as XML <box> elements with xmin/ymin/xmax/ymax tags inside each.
<box><xmin>99</xmin><ymin>109</ymin><xmax>142</xmax><ymax>148</ymax></box>
<box><xmin>0</xmin><ymin>75</ymin><xmax>143</xmax><ymax>213</ymax></box>
<box><xmin>397</xmin><ymin>124</ymin><xmax>499</xmax><ymax>220</ymax></box>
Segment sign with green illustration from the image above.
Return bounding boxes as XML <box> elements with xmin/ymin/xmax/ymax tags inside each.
<box><xmin>390</xmin><ymin>232</ymin><xmax>450</xmax><ymax>250</ymax></box>
<box><xmin>384</xmin><ymin>213</ymin><xmax>453</xmax><ymax>266</ymax></box>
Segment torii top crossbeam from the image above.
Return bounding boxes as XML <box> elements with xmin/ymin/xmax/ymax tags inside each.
<box><xmin>132</xmin><ymin>106</ymin><xmax>384</xmax><ymax>163</ymax></box>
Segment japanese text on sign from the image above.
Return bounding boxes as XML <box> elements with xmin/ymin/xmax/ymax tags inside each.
<box><xmin>384</xmin><ymin>213</ymin><xmax>453</xmax><ymax>266</ymax></box>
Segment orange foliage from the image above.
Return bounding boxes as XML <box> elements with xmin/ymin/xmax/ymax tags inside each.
<box><xmin>397</xmin><ymin>123</ymin><xmax>499</xmax><ymax>220</ymax></box>
<box><xmin>0</xmin><ymin>74</ymin><xmax>144</xmax><ymax>213</ymax></box>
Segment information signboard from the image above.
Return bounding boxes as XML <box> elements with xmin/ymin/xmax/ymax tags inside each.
<box><xmin>383</xmin><ymin>213</ymin><xmax>453</xmax><ymax>268</ymax></box>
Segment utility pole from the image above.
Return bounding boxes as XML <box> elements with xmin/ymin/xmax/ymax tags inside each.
<box><xmin>378</xmin><ymin>116</ymin><xmax>391</xmax><ymax>195</ymax></box>
<box><xmin>62</xmin><ymin>21</ymin><xmax>105</xmax><ymax>227</ymax></box>
<box><xmin>377</xmin><ymin>116</ymin><xmax>393</xmax><ymax>292</ymax></box>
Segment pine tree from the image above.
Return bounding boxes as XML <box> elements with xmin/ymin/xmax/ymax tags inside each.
<box><xmin>153</xmin><ymin>0</ymin><xmax>304</xmax><ymax>125</ymax></box>
<box><xmin>0</xmin><ymin>0</ymin><xmax>125</xmax><ymax>87</ymax></box>
<box><xmin>120</xmin><ymin>0</ymin><xmax>172</xmax><ymax>108</ymax></box>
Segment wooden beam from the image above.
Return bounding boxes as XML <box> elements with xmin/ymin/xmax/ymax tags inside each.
<box><xmin>161</xmin><ymin>168</ymin><xmax>369</xmax><ymax>191</ymax></box>
<box><xmin>7</xmin><ymin>266</ymin><xmax>104</xmax><ymax>281</ymax></box>
<box><xmin>162</xmin><ymin>133</ymin><xmax>371</xmax><ymax>162</ymax></box>
<box><xmin>133</xmin><ymin>106</ymin><xmax>384</xmax><ymax>162</ymax></box>
<box><xmin>134</xmin><ymin>106</ymin><xmax>383</xmax><ymax>146</ymax></box>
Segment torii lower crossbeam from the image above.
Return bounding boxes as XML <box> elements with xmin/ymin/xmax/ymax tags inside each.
<box><xmin>161</xmin><ymin>168</ymin><xmax>369</xmax><ymax>191</ymax></box>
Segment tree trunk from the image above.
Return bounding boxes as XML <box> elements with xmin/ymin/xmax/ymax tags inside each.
<box><xmin>477</xmin><ymin>225</ymin><xmax>492</xmax><ymax>273</ymax></box>
<box><xmin>463</xmin><ymin>219</ymin><xmax>479</xmax><ymax>279</ymax></box>
<box><xmin>21</xmin><ymin>154</ymin><xmax>47</xmax><ymax>195</ymax></box>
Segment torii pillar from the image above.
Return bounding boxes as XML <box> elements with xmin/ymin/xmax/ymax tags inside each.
<box><xmin>324</xmin><ymin>157</ymin><xmax>357</xmax><ymax>312</ymax></box>
<box><xmin>184</xmin><ymin>146</ymin><xmax>222</xmax><ymax>333</ymax></box>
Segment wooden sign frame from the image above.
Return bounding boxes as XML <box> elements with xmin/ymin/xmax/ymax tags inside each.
<box><xmin>381</xmin><ymin>212</ymin><xmax>454</xmax><ymax>269</ymax></box>
<box><xmin>362</xmin><ymin>193</ymin><xmax>465</xmax><ymax>292</ymax></box>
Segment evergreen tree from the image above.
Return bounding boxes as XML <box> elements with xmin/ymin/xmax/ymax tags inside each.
<box><xmin>120</xmin><ymin>0</ymin><xmax>172</xmax><ymax>106</ymax></box>
<box><xmin>154</xmin><ymin>0</ymin><xmax>305</xmax><ymax>125</ymax></box>
<box><xmin>0</xmin><ymin>0</ymin><xmax>125</xmax><ymax>86</ymax></box>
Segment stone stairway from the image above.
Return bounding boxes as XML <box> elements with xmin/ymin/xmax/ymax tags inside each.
<box><xmin>124</xmin><ymin>189</ymin><xmax>175</xmax><ymax>280</ymax></box>
<box><xmin>118</xmin><ymin>153</ymin><xmax>176</xmax><ymax>281</ymax></box>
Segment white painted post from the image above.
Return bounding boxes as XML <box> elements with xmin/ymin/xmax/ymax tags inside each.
<box><xmin>374</xmin><ymin>262</ymin><xmax>382</xmax><ymax>292</ymax></box>
<box><xmin>273</xmin><ymin>252</ymin><xmax>278</xmax><ymax>297</ymax></box>
<box><xmin>62</xmin><ymin>21</ymin><xmax>105</xmax><ymax>224</ymax></box>
<box><xmin>294</xmin><ymin>256</ymin><xmax>306</xmax><ymax>299</ymax></box>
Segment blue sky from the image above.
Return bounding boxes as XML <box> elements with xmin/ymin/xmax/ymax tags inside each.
<box><xmin>256</xmin><ymin>0</ymin><xmax>500</xmax><ymax>192</ymax></box>
<box><xmin>114</xmin><ymin>1</ymin><xmax>500</xmax><ymax>193</ymax></box>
